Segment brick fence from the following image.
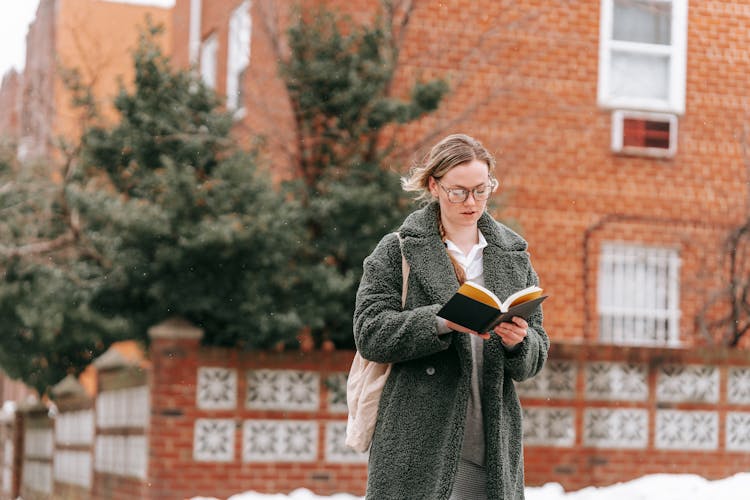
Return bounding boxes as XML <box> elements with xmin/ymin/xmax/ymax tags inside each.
<box><xmin>4</xmin><ymin>318</ymin><xmax>750</xmax><ymax>499</ymax></box>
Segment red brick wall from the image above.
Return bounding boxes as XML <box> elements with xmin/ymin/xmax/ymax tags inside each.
<box><xmin>142</xmin><ymin>322</ymin><xmax>750</xmax><ymax>497</ymax></box>
<box><xmin>0</xmin><ymin>71</ymin><xmax>21</xmax><ymax>143</ymax></box>
<box><xmin>18</xmin><ymin>0</ymin><xmax>172</xmax><ymax>164</ymax></box>
<box><xmin>4</xmin><ymin>323</ymin><xmax>750</xmax><ymax>498</ymax></box>
<box><xmin>171</xmin><ymin>0</ymin><xmax>750</xmax><ymax>348</ymax></box>
<box><xmin>20</xmin><ymin>0</ymin><xmax>56</xmax><ymax>160</ymax></box>
<box><xmin>148</xmin><ymin>325</ymin><xmax>367</xmax><ymax>499</ymax></box>
<box><xmin>522</xmin><ymin>342</ymin><xmax>750</xmax><ymax>490</ymax></box>
<box><xmin>0</xmin><ymin>372</ymin><xmax>34</xmax><ymax>406</ymax></box>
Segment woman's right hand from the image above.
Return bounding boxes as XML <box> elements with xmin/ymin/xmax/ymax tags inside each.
<box><xmin>445</xmin><ymin>320</ymin><xmax>491</xmax><ymax>340</ymax></box>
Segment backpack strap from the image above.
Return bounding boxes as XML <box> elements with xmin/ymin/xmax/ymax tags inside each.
<box><xmin>394</xmin><ymin>232</ymin><xmax>409</xmax><ymax>309</ymax></box>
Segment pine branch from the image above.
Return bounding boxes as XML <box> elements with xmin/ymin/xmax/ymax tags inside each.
<box><xmin>0</xmin><ymin>233</ymin><xmax>75</xmax><ymax>258</ymax></box>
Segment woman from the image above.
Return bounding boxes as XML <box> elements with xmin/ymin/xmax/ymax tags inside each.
<box><xmin>353</xmin><ymin>134</ymin><xmax>549</xmax><ymax>499</ymax></box>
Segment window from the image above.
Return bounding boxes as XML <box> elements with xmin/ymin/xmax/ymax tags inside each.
<box><xmin>200</xmin><ymin>34</ymin><xmax>218</xmax><ymax>89</ymax></box>
<box><xmin>598</xmin><ymin>243</ymin><xmax>681</xmax><ymax>346</ymax></box>
<box><xmin>188</xmin><ymin>0</ymin><xmax>203</xmax><ymax>65</ymax></box>
<box><xmin>597</xmin><ymin>0</ymin><xmax>688</xmax><ymax>114</ymax></box>
<box><xmin>226</xmin><ymin>0</ymin><xmax>251</xmax><ymax>113</ymax></box>
<box><xmin>611</xmin><ymin>110</ymin><xmax>678</xmax><ymax>157</ymax></box>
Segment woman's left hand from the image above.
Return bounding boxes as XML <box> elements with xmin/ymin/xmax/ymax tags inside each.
<box><xmin>492</xmin><ymin>317</ymin><xmax>528</xmax><ymax>348</ymax></box>
<box><xmin>444</xmin><ymin>320</ymin><xmax>491</xmax><ymax>340</ymax></box>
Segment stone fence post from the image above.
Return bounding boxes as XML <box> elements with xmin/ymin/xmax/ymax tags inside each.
<box><xmin>146</xmin><ymin>317</ymin><xmax>204</xmax><ymax>499</ymax></box>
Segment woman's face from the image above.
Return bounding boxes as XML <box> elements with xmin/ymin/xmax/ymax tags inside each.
<box><xmin>428</xmin><ymin>159</ymin><xmax>493</xmax><ymax>230</ymax></box>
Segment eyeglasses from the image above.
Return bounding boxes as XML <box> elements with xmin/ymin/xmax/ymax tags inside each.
<box><xmin>434</xmin><ymin>178</ymin><xmax>498</xmax><ymax>203</ymax></box>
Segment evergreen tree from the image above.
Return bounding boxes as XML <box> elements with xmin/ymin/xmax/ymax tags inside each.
<box><xmin>278</xmin><ymin>1</ymin><xmax>448</xmax><ymax>347</ymax></box>
<box><xmin>0</xmin><ymin>27</ymin><xmax>303</xmax><ymax>393</ymax></box>
<box><xmin>78</xmin><ymin>27</ymin><xmax>304</xmax><ymax>348</ymax></box>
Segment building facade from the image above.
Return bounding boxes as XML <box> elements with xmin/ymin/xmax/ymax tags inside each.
<box><xmin>166</xmin><ymin>0</ymin><xmax>750</xmax><ymax>493</ymax></box>
<box><xmin>0</xmin><ymin>71</ymin><xmax>21</xmax><ymax>145</ymax></box>
<box><xmin>2</xmin><ymin>0</ymin><xmax>750</xmax><ymax>497</ymax></box>
<box><xmin>3</xmin><ymin>320</ymin><xmax>750</xmax><ymax>499</ymax></box>
<box><xmin>3</xmin><ymin>0</ymin><xmax>173</xmax><ymax>163</ymax></box>
<box><xmin>172</xmin><ymin>0</ymin><xmax>749</xmax><ymax>349</ymax></box>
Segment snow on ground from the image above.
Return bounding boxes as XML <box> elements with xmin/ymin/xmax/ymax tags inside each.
<box><xmin>192</xmin><ymin>472</ymin><xmax>750</xmax><ymax>500</ymax></box>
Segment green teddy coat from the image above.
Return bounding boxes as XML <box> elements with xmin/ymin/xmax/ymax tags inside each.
<box><xmin>353</xmin><ymin>202</ymin><xmax>549</xmax><ymax>500</ymax></box>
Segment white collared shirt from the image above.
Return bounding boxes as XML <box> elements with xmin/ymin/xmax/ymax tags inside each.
<box><xmin>436</xmin><ymin>230</ymin><xmax>488</xmax><ymax>334</ymax></box>
<box><xmin>441</xmin><ymin>229</ymin><xmax>488</xmax><ymax>467</ymax></box>
<box><xmin>444</xmin><ymin>230</ymin><xmax>488</xmax><ymax>285</ymax></box>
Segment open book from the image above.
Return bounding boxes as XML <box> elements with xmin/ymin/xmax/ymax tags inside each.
<box><xmin>437</xmin><ymin>282</ymin><xmax>547</xmax><ymax>333</ymax></box>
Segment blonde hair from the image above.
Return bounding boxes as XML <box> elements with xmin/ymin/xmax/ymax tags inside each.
<box><xmin>401</xmin><ymin>134</ymin><xmax>497</xmax><ymax>285</ymax></box>
<box><xmin>401</xmin><ymin>133</ymin><xmax>496</xmax><ymax>202</ymax></box>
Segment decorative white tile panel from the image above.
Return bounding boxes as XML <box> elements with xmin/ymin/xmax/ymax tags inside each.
<box><xmin>127</xmin><ymin>435</ymin><xmax>148</xmax><ymax>479</ymax></box>
<box><xmin>4</xmin><ymin>440</ymin><xmax>13</xmax><ymax>466</ymax></box>
<box><xmin>94</xmin><ymin>436</ymin><xmax>112</xmax><ymax>473</ymax></box>
<box><xmin>194</xmin><ymin>419</ymin><xmax>235</xmax><ymax>462</ymax></box>
<box><xmin>585</xmin><ymin>363</ymin><xmax>648</xmax><ymax>401</ymax></box>
<box><xmin>583</xmin><ymin>408</ymin><xmax>648</xmax><ymax>449</ymax></box>
<box><xmin>96</xmin><ymin>391</ymin><xmax>115</xmax><ymax>428</ymax></box>
<box><xmin>22</xmin><ymin>460</ymin><xmax>52</xmax><ymax>494</ymax></box>
<box><xmin>24</xmin><ymin>428</ymin><xmax>53</xmax><ymax>458</ymax></box>
<box><xmin>325</xmin><ymin>373</ymin><xmax>348</xmax><ymax>413</ymax></box>
<box><xmin>94</xmin><ymin>435</ymin><xmax>147</xmax><ymax>477</ymax></box>
<box><xmin>2</xmin><ymin>465</ymin><xmax>9</xmax><ymax>493</ymax></box>
<box><xmin>56</xmin><ymin>410</ymin><xmax>94</xmax><ymax>445</ymax></box>
<box><xmin>726</xmin><ymin>412</ymin><xmax>750</xmax><ymax>452</ymax></box>
<box><xmin>324</xmin><ymin>421</ymin><xmax>368</xmax><ymax>463</ymax></box>
<box><xmin>243</xmin><ymin>420</ymin><xmax>318</xmax><ymax>462</ymax></box>
<box><xmin>246</xmin><ymin>370</ymin><xmax>320</xmax><ymax>411</ymax></box>
<box><xmin>656</xmin><ymin>365</ymin><xmax>719</xmax><ymax>403</ymax></box>
<box><xmin>1</xmin><ymin>440</ymin><xmax>10</xmax><ymax>493</ymax></box>
<box><xmin>728</xmin><ymin>368</ymin><xmax>750</xmax><ymax>404</ymax></box>
<box><xmin>54</xmin><ymin>450</ymin><xmax>92</xmax><ymax>488</ymax></box>
<box><xmin>655</xmin><ymin>410</ymin><xmax>718</xmax><ymax>450</ymax></box>
<box><xmin>97</xmin><ymin>386</ymin><xmax>150</xmax><ymax>428</ymax></box>
<box><xmin>197</xmin><ymin>367</ymin><xmax>238</xmax><ymax>410</ymax></box>
<box><xmin>516</xmin><ymin>361</ymin><xmax>576</xmax><ymax>399</ymax></box>
<box><xmin>129</xmin><ymin>386</ymin><xmax>151</xmax><ymax>427</ymax></box>
<box><xmin>522</xmin><ymin>407</ymin><xmax>575</xmax><ymax>447</ymax></box>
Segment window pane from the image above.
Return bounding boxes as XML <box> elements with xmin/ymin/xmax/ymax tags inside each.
<box><xmin>200</xmin><ymin>35</ymin><xmax>218</xmax><ymax>89</ymax></box>
<box><xmin>613</xmin><ymin>0</ymin><xmax>671</xmax><ymax>45</ymax></box>
<box><xmin>598</xmin><ymin>244</ymin><xmax>680</xmax><ymax>346</ymax></box>
<box><xmin>609</xmin><ymin>51</ymin><xmax>669</xmax><ymax>100</ymax></box>
<box><xmin>227</xmin><ymin>0</ymin><xmax>251</xmax><ymax>110</ymax></box>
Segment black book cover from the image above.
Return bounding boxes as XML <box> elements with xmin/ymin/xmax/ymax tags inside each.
<box><xmin>437</xmin><ymin>294</ymin><xmax>547</xmax><ymax>333</ymax></box>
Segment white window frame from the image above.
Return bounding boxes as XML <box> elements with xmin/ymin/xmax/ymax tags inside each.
<box><xmin>598</xmin><ymin>243</ymin><xmax>681</xmax><ymax>346</ymax></box>
<box><xmin>200</xmin><ymin>33</ymin><xmax>219</xmax><ymax>90</ymax></box>
<box><xmin>226</xmin><ymin>0</ymin><xmax>252</xmax><ymax>115</ymax></box>
<box><xmin>611</xmin><ymin>109</ymin><xmax>678</xmax><ymax>158</ymax></box>
<box><xmin>188</xmin><ymin>0</ymin><xmax>203</xmax><ymax>65</ymax></box>
<box><xmin>597</xmin><ymin>0</ymin><xmax>688</xmax><ymax>114</ymax></box>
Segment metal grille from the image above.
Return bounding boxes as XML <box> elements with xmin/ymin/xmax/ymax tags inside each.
<box><xmin>598</xmin><ymin>243</ymin><xmax>681</xmax><ymax>346</ymax></box>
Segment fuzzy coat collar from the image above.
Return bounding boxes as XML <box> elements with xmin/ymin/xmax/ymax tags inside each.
<box><xmin>397</xmin><ymin>201</ymin><xmax>529</xmax><ymax>307</ymax></box>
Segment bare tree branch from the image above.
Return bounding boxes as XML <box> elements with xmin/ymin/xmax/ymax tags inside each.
<box><xmin>0</xmin><ymin>233</ymin><xmax>75</xmax><ymax>258</ymax></box>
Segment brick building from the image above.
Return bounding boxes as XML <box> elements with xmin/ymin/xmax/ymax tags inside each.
<box><xmin>2</xmin><ymin>0</ymin><xmax>750</xmax><ymax>498</ymax></box>
<box><xmin>0</xmin><ymin>71</ymin><xmax>21</xmax><ymax>145</ymax></box>
<box><xmin>162</xmin><ymin>0</ymin><xmax>750</xmax><ymax>495</ymax></box>
<box><xmin>172</xmin><ymin>0</ymin><xmax>749</xmax><ymax>345</ymax></box>
<box><xmin>1</xmin><ymin>0</ymin><xmax>173</xmax><ymax>163</ymax></box>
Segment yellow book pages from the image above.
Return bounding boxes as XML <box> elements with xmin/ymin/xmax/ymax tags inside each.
<box><xmin>458</xmin><ymin>282</ymin><xmax>501</xmax><ymax>309</ymax></box>
<box><xmin>507</xmin><ymin>288</ymin><xmax>544</xmax><ymax>308</ymax></box>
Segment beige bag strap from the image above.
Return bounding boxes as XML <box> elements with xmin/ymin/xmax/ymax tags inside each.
<box><xmin>344</xmin><ymin>232</ymin><xmax>408</xmax><ymax>453</ymax></box>
<box><xmin>394</xmin><ymin>232</ymin><xmax>409</xmax><ymax>308</ymax></box>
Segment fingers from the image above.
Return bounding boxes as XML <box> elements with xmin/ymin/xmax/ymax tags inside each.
<box><xmin>492</xmin><ymin>317</ymin><xmax>528</xmax><ymax>348</ymax></box>
<box><xmin>445</xmin><ymin>320</ymin><xmax>491</xmax><ymax>340</ymax></box>
<box><xmin>510</xmin><ymin>317</ymin><xmax>528</xmax><ymax>330</ymax></box>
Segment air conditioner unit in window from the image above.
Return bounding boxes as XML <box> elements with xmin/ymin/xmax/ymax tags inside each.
<box><xmin>611</xmin><ymin>110</ymin><xmax>678</xmax><ymax>158</ymax></box>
